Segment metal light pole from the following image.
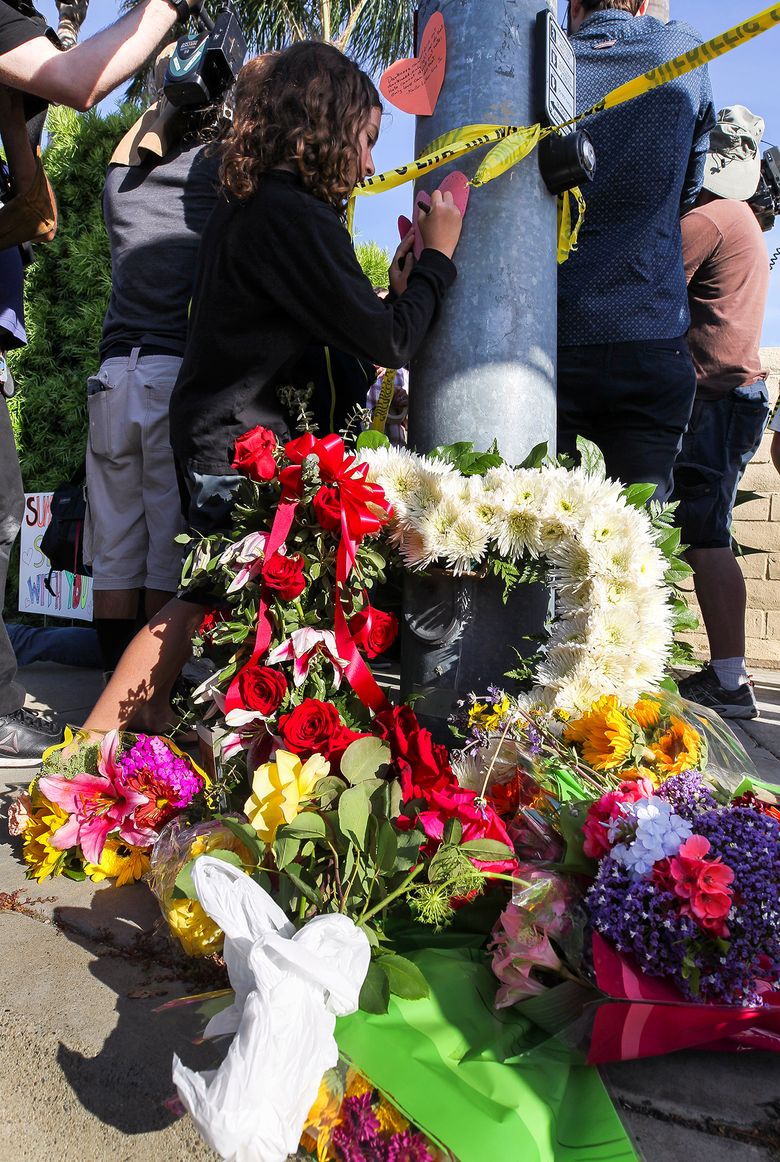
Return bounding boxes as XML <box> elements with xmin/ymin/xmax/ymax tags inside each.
<box><xmin>401</xmin><ymin>0</ymin><xmax>555</xmax><ymax>729</ymax></box>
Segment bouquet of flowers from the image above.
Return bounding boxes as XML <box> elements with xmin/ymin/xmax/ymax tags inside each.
<box><xmin>456</xmin><ymin>690</ymin><xmax>780</xmax><ymax>1060</ymax></box>
<box><xmin>10</xmin><ymin>729</ymin><xmax>206</xmax><ymax>885</ymax></box>
<box><xmin>182</xmin><ymin>425</ymin><xmax>399</xmax><ymax>791</ymax></box>
<box><xmin>300</xmin><ymin>1064</ymin><xmax>451</xmax><ymax>1162</ymax></box>
<box><xmin>152</xmin><ymin>707</ymin><xmax>519</xmax><ymax>1010</ymax></box>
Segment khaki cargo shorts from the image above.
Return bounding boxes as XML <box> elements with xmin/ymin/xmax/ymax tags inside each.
<box><xmin>84</xmin><ymin>348</ymin><xmax>186</xmax><ymax>592</ymax></box>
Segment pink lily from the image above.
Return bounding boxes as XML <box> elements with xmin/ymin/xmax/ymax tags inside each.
<box><xmin>39</xmin><ymin>731</ymin><xmax>156</xmax><ymax>864</ymax></box>
<box><xmin>220</xmin><ymin>532</ymin><xmax>269</xmax><ymax>594</ymax></box>
<box><xmin>266</xmin><ymin>628</ymin><xmax>347</xmax><ymax>689</ymax></box>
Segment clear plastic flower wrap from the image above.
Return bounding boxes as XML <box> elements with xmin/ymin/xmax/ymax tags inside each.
<box><xmin>148</xmin><ymin>815</ymin><xmax>258</xmax><ymax>958</ymax></box>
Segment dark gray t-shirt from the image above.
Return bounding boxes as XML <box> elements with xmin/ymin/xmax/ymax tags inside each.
<box><xmin>100</xmin><ymin>141</ymin><xmax>219</xmax><ymax>359</ymax></box>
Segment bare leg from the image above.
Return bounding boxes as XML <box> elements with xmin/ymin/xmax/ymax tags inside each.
<box><xmin>686</xmin><ymin>547</ymin><xmax>746</xmax><ymax>659</ymax></box>
<box><xmin>83</xmin><ymin>597</ymin><xmax>204</xmax><ymax>733</ymax></box>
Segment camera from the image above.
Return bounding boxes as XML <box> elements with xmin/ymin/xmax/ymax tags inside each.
<box><xmin>748</xmin><ymin>146</ymin><xmax>780</xmax><ymax>233</ymax></box>
<box><xmin>163</xmin><ymin>0</ymin><xmax>247</xmax><ymax>109</ymax></box>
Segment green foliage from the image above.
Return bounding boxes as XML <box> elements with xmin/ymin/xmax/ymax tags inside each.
<box><xmin>429</xmin><ymin>439</ymin><xmax>503</xmax><ymax>477</ymax></box>
<box><xmin>355</xmin><ymin>240</ymin><xmax>391</xmax><ymax>288</ymax></box>
<box><xmin>8</xmin><ymin>103</ymin><xmax>141</xmax><ymax>493</ymax></box>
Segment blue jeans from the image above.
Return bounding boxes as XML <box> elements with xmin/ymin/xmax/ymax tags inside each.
<box><xmin>673</xmin><ymin>380</ymin><xmax>770</xmax><ymax>549</ymax></box>
<box><xmin>557</xmin><ymin>337</ymin><xmax>697</xmax><ymax>502</ymax></box>
<box><xmin>6</xmin><ymin>623</ymin><xmax>102</xmax><ymax>668</ymax></box>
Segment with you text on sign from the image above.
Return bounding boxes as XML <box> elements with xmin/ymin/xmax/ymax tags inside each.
<box><xmin>18</xmin><ymin>492</ymin><xmax>93</xmax><ymax>622</ymax></box>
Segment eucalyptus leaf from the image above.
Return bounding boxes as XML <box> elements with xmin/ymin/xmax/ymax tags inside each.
<box><xmin>338</xmin><ymin>784</ymin><xmax>371</xmax><ymax>849</ymax></box>
<box><xmin>358</xmin><ymin>961</ymin><xmax>390</xmax><ymax>1014</ymax></box>
<box><xmin>273</xmin><ymin>835</ymin><xmax>301</xmax><ymax>871</ymax></box>
<box><xmin>395</xmin><ymin>829</ymin><xmax>424</xmax><ymax>871</ymax></box>
<box><xmin>219</xmin><ymin>817</ymin><xmax>266</xmax><ymax>863</ymax></box>
<box><xmin>314</xmin><ymin>776</ymin><xmax>348</xmax><ymax>809</ymax></box>
<box><xmin>376</xmin><ymin>953</ymin><xmax>430</xmax><ymax>1000</ymax></box>
<box><xmin>341</xmin><ymin>736</ymin><xmax>391</xmax><ymax>785</ymax></box>
<box><xmin>284</xmin><ymin>868</ymin><xmax>321</xmax><ymax>905</ymax></box>
<box><xmin>376</xmin><ymin>821</ymin><xmax>398</xmax><ymax>872</ymax></box>
<box><xmin>278</xmin><ymin>812</ymin><xmax>327</xmax><ymax>841</ymax></box>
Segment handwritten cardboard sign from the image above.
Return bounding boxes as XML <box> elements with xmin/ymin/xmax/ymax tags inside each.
<box><xmin>398</xmin><ymin>170</ymin><xmax>470</xmax><ymax>260</ymax></box>
<box><xmin>379</xmin><ymin>11</ymin><xmax>446</xmax><ymax>117</ymax></box>
<box><xmin>18</xmin><ymin>491</ymin><xmax>93</xmax><ymax>622</ymax></box>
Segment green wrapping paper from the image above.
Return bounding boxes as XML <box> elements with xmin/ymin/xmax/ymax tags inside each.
<box><xmin>336</xmin><ymin>946</ymin><xmax>637</xmax><ymax>1162</ymax></box>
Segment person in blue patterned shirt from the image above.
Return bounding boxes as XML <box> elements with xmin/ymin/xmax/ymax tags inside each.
<box><xmin>557</xmin><ymin>0</ymin><xmax>715</xmax><ymax>501</ymax></box>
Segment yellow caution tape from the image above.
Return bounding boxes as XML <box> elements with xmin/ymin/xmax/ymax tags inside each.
<box><xmin>350</xmin><ymin>2</ymin><xmax>780</xmax><ymax>263</ymax></box>
<box><xmin>371</xmin><ymin>366</ymin><xmax>398</xmax><ymax>433</ymax></box>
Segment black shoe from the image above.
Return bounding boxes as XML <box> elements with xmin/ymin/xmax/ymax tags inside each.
<box><xmin>0</xmin><ymin>707</ymin><xmax>60</xmax><ymax>767</ymax></box>
<box><xmin>678</xmin><ymin>665</ymin><xmax>758</xmax><ymax>721</ymax></box>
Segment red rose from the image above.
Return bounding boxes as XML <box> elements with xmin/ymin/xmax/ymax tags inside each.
<box><xmin>236</xmin><ymin>664</ymin><xmax>287</xmax><ymax>716</ymax></box>
<box><xmin>375</xmin><ymin>705</ymin><xmax>452</xmax><ymax>798</ymax></box>
<box><xmin>262</xmin><ymin>550</ymin><xmax>306</xmax><ymax>601</ymax></box>
<box><xmin>350</xmin><ymin>605</ymin><xmax>398</xmax><ymax>659</ymax></box>
<box><xmin>278</xmin><ymin>698</ymin><xmax>342</xmax><ymax>757</ymax></box>
<box><xmin>312</xmin><ymin>484</ymin><xmax>342</xmax><ymax>532</ymax></box>
<box><xmin>233</xmin><ymin>426</ymin><xmax>278</xmax><ymax>482</ymax></box>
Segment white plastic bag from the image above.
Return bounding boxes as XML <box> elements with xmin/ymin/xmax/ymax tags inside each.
<box><xmin>172</xmin><ymin>856</ymin><xmax>370</xmax><ymax>1162</ymax></box>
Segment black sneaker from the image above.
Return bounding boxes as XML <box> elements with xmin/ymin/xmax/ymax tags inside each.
<box><xmin>677</xmin><ymin>665</ymin><xmax>758</xmax><ymax>721</ymax></box>
<box><xmin>0</xmin><ymin>707</ymin><xmax>60</xmax><ymax>767</ymax></box>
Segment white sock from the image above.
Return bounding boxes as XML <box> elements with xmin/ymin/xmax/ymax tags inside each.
<box><xmin>711</xmin><ymin>657</ymin><xmax>749</xmax><ymax>691</ymax></box>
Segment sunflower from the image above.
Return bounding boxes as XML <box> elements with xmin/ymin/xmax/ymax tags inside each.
<box><xmin>21</xmin><ymin>788</ymin><xmax>70</xmax><ymax>883</ymax></box>
<box><xmin>651</xmin><ymin>715</ymin><xmax>701</xmax><ymax>776</ymax></box>
<box><xmin>631</xmin><ymin>697</ymin><xmax>662</xmax><ymax>731</ymax></box>
<box><xmin>85</xmin><ymin>839</ymin><xmax>150</xmax><ymax>886</ymax></box>
<box><xmin>563</xmin><ymin>695</ymin><xmax>635</xmax><ymax>772</ymax></box>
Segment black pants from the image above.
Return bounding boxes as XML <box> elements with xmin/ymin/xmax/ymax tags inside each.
<box><xmin>557</xmin><ymin>337</ymin><xmax>697</xmax><ymax>503</ymax></box>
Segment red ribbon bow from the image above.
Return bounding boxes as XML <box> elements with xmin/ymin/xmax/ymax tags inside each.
<box><xmin>226</xmin><ymin>434</ymin><xmax>393</xmax><ymax>718</ymax></box>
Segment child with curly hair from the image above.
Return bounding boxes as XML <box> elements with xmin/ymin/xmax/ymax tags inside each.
<box><xmin>84</xmin><ymin>40</ymin><xmax>462</xmax><ymax>733</ymax></box>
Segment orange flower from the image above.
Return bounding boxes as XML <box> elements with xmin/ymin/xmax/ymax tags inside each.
<box><xmin>631</xmin><ymin>697</ymin><xmax>662</xmax><ymax>731</ymax></box>
<box><xmin>564</xmin><ymin>695</ymin><xmax>635</xmax><ymax>772</ymax></box>
<box><xmin>651</xmin><ymin>716</ymin><xmax>701</xmax><ymax>776</ymax></box>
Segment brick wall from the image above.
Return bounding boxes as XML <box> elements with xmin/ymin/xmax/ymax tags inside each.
<box><xmin>680</xmin><ymin>347</ymin><xmax>780</xmax><ymax>669</ymax></box>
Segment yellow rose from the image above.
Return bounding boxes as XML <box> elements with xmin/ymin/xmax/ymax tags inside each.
<box><xmin>244</xmin><ymin>750</ymin><xmax>330</xmax><ymax>843</ymax></box>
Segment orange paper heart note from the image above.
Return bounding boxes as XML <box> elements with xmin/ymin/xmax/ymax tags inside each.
<box><xmin>379</xmin><ymin>11</ymin><xmax>446</xmax><ymax>117</ymax></box>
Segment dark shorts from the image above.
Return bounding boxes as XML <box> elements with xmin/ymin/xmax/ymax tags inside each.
<box><xmin>557</xmin><ymin>337</ymin><xmax>697</xmax><ymax>503</ymax></box>
<box><xmin>673</xmin><ymin>380</ymin><xmax>770</xmax><ymax>549</ymax></box>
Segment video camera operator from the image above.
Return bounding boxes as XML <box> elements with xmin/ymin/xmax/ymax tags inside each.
<box><xmin>0</xmin><ymin>0</ymin><xmax>203</xmax><ymax>766</ymax></box>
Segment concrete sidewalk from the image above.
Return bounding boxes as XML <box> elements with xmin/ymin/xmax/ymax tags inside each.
<box><xmin>1</xmin><ymin>662</ymin><xmax>779</xmax><ymax>1161</ymax></box>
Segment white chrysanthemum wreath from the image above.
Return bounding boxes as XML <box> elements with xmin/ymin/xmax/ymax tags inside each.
<box><xmin>360</xmin><ymin>445</ymin><xmax>675</xmax><ymax>715</ymax></box>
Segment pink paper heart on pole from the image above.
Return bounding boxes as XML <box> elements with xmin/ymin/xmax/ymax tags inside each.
<box><xmin>379</xmin><ymin>11</ymin><xmax>446</xmax><ymax>116</ymax></box>
<box><xmin>399</xmin><ymin>170</ymin><xmax>470</xmax><ymax>260</ymax></box>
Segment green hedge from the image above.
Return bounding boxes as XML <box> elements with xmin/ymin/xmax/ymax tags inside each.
<box><xmin>8</xmin><ymin>103</ymin><xmax>141</xmax><ymax>491</ymax></box>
